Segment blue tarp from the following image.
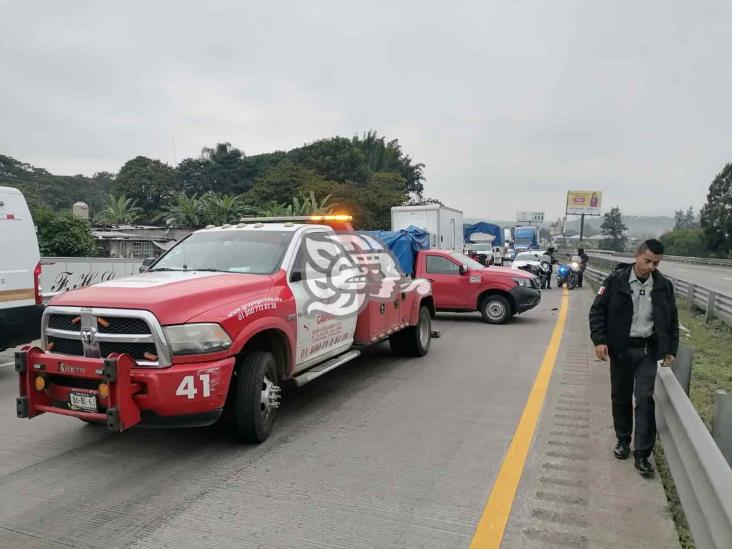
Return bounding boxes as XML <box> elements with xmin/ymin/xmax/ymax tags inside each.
<box><xmin>362</xmin><ymin>225</ymin><xmax>430</xmax><ymax>276</ymax></box>
<box><xmin>463</xmin><ymin>222</ymin><xmax>504</xmax><ymax>246</ymax></box>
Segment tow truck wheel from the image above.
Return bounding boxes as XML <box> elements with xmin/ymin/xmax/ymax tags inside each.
<box><xmin>390</xmin><ymin>305</ymin><xmax>431</xmax><ymax>357</ymax></box>
<box><xmin>480</xmin><ymin>295</ymin><xmax>511</xmax><ymax>324</ymax></box>
<box><xmin>232</xmin><ymin>351</ymin><xmax>280</xmax><ymax>443</ymax></box>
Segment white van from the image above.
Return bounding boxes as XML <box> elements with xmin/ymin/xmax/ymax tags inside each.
<box><xmin>0</xmin><ymin>186</ymin><xmax>43</xmax><ymax>351</ymax></box>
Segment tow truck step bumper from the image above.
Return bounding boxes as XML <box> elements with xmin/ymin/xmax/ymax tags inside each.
<box><xmin>16</xmin><ymin>347</ymin><xmax>142</xmax><ymax>431</ymax></box>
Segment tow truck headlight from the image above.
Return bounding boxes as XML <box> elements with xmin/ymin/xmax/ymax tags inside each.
<box><xmin>163</xmin><ymin>323</ymin><xmax>232</xmax><ymax>355</ymax></box>
<box><xmin>514</xmin><ymin>277</ymin><xmax>534</xmax><ymax>288</ymax></box>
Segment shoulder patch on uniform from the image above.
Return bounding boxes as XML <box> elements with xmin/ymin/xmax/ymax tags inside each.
<box><xmin>598</xmin><ymin>286</ymin><xmax>606</xmax><ymax>296</ymax></box>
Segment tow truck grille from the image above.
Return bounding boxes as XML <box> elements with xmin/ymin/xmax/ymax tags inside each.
<box><xmin>48</xmin><ymin>336</ymin><xmax>84</xmax><ymax>356</ymax></box>
<box><xmin>99</xmin><ymin>342</ymin><xmax>158</xmax><ymax>360</ymax></box>
<box><xmin>98</xmin><ymin>318</ymin><xmax>151</xmax><ymax>334</ymax></box>
<box><xmin>48</xmin><ymin>314</ymin><xmax>80</xmax><ymax>332</ymax></box>
<box><xmin>43</xmin><ymin>307</ymin><xmax>171</xmax><ymax>367</ymax></box>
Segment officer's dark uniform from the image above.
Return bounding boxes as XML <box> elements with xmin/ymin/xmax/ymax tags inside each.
<box><xmin>577</xmin><ymin>250</ymin><xmax>589</xmax><ymax>288</ymax></box>
<box><xmin>589</xmin><ymin>263</ymin><xmax>679</xmax><ymax>459</ymax></box>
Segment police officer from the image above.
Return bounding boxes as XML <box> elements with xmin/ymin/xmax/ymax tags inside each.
<box><xmin>576</xmin><ymin>248</ymin><xmax>589</xmax><ymax>288</ymax></box>
<box><xmin>541</xmin><ymin>247</ymin><xmax>557</xmax><ymax>289</ymax></box>
<box><xmin>589</xmin><ymin>239</ymin><xmax>679</xmax><ymax>476</ymax></box>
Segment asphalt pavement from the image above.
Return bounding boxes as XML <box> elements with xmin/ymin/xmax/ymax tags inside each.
<box><xmin>591</xmin><ymin>253</ymin><xmax>732</xmax><ymax>296</ymax></box>
<box><xmin>0</xmin><ymin>289</ymin><xmax>679</xmax><ymax>548</ymax></box>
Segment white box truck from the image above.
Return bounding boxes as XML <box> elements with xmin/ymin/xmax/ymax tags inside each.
<box><xmin>391</xmin><ymin>205</ymin><xmax>464</xmax><ymax>251</ymax></box>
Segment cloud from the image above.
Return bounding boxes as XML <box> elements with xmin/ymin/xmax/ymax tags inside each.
<box><xmin>1</xmin><ymin>0</ymin><xmax>730</xmax><ymax>220</ymax></box>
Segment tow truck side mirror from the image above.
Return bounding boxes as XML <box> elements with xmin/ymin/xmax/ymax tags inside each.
<box><xmin>139</xmin><ymin>257</ymin><xmax>156</xmax><ymax>273</ymax></box>
<box><xmin>459</xmin><ymin>264</ymin><xmax>468</xmax><ymax>276</ymax></box>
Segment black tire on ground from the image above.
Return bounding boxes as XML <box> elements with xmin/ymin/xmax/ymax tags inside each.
<box><xmin>232</xmin><ymin>351</ymin><xmax>279</xmax><ymax>443</ymax></box>
<box><xmin>557</xmin><ymin>280</ymin><xmax>564</xmax><ymax>288</ymax></box>
<box><xmin>479</xmin><ymin>294</ymin><xmax>512</xmax><ymax>324</ymax></box>
<box><xmin>389</xmin><ymin>305</ymin><xmax>432</xmax><ymax>357</ymax></box>
<box><xmin>568</xmin><ymin>275</ymin><xmax>578</xmax><ymax>290</ymax></box>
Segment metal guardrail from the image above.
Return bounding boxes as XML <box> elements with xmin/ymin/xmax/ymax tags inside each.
<box><xmin>585</xmin><ymin>265</ymin><xmax>732</xmax><ymax>548</ymax></box>
<box><xmin>585</xmin><ymin>257</ymin><xmax>732</xmax><ymax>327</ymax></box>
<box><xmin>656</xmin><ymin>368</ymin><xmax>732</xmax><ymax>549</ymax></box>
<box><xmin>587</xmin><ymin>250</ymin><xmax>732</xmax><ymax>268</ymax></box>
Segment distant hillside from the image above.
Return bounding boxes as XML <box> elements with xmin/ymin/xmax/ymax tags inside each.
<box><xmin>0</xmin><ymin>155</ymin><xmax>113</xmax><ymax>214</ymax></box>
<box><xmin>565</xmin><ymin>216</ymin><xmax>675</xmax><ymax>238</ymax></box>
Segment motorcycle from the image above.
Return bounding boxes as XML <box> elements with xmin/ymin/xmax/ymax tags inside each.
<box><xmin>556</xmin><ymin>260</ymin><xmax>580</xmax><ymax>290</ymax></box>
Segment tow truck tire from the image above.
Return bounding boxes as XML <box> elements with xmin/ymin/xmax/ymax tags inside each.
<box><xmin>232</xmin><ymin>351</ymin><xmax>279</xmax><ymax>444</ymax></box>
<box><xmin>479</xmin><ymin>295</ymin><xmax>511</xmax><ymax>324</ymax></box>
<box><xmin>390</xmin><ymin>305</ymin><xmax>431</xmax><ymax>357</ymax></box>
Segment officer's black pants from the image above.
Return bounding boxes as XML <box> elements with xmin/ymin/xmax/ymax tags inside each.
<box><xmin>610</xmin><ymin>347</ymin><xmax>658</xmax><ymax>457</ymax></box>
<box><xmin>577</xmin><ymin>270</ymin><xmax>584</xmax><ymax>287</ymax></box>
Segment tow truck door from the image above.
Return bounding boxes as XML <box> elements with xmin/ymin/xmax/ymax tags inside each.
<box><xmin>287</xmin><ymin>230</ymin><xmax>357</xmax><ymax>371</ymax></box>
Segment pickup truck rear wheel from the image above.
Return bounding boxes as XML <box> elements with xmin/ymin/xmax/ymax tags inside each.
<box><xmin>480</xmin><ymin>295</ymin><xmax>511</xmax><ymax>324</ymax></box>
<box><xmin>232</xmin><ymin>351</ymin><xmax>280</xmax><ymax>443</ymax></box>
<box><xmin>390</xmin><ymin>305</ymin><xmax>431</xmax><ymax>357</ymax></box>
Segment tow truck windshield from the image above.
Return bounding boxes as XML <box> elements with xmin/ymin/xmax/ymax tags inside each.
<box><xmin>150</xmin><ymin>230</ymin><xmax>294</xmax><ymax>274</ymax></box>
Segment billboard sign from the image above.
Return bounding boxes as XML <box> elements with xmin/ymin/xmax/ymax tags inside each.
<box><xmin>566</xmin><ymin>191</ymin><xmax>602</xmax><ymax>216</ymax></box>
<box><xmin>516</xmin><ymin>211</ymin><xmax>544</xmax><ymax>224</ymax></box>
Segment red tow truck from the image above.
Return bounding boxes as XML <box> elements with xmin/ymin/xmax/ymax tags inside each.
<box><xmin>16</xmin><ymin>216</ymin><xmax>435</xmax><ymax>442</ymax></box>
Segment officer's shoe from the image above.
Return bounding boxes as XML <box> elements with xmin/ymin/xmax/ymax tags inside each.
<box><xmin>634</xmin><ymin>455</ymin><xmax>655</xmax><ymax>476</ymax></box>
<box><xmin>613</xmin><ymin>440</ymin><xmax>631</xmax><ymax>460</ymax></box>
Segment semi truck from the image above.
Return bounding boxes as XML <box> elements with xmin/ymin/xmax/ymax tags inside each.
<box><xmin>390</xmin><ymin>205</ymin><xmax>464</xmax><ymax>251</ymax></box>
<box><xmin>513</xmin><ymin>225</ymin><xmax>540</xmax><ymax>252</ymax></box>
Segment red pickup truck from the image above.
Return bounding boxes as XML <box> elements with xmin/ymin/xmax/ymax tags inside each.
<box><xmin>413</xmin><ymin>248</ymin><xmax>541</xmax><ymax>324</ymax></box>
<box><xmin>16</xmin><ymin>216</ymin><xmax>435</xmax><ymax>443</ymax></box>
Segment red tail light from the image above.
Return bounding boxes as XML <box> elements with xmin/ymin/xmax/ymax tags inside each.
<box><xmin>33</xmin><ymin>261</ymin><xmax>42</xmax><ymax>305</ymax></box>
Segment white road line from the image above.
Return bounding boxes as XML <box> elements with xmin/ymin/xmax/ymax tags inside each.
<box><xmin>724</xmin><ymin>277</ymin><xmax>732</xmax><ymax>281</ymax></box>
<box><xmin>0</xmin><ymin>361</ymin><xmax>15</xmax><ymax>369</ymax></box>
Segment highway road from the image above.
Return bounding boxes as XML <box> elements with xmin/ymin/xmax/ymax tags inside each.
<box><xmin>590</xmin><ymin>253</ymin><xmax>732</xmax><ymax>296</ymax></box>
<box><xmin>0</xmin><ymin>294</ymin><xmax>563</xmax><ymax>549</ymax></box>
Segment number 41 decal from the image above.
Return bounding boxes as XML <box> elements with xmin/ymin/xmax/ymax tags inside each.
<box><xmin>176</xmin><ymin>374</ymin><xmax>211</xmax><ymax>399</ymax></box>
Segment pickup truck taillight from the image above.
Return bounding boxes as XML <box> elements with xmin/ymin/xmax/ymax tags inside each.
<box><xmin>33</xmin><ymin>261</ymin><xmax>42</xmax><ymax>305</ymax></box>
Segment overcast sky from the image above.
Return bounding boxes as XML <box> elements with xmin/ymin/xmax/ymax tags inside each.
<box><xmin>1</xmin><ymin>0</ymin><xmax>730</xmax><ymax>220</ymax></box>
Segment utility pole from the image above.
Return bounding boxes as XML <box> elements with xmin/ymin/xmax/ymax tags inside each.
<box><xmin>579</xmin><ymin>213</ymin><xmax>585</xmax><ymax>247</ymax></box>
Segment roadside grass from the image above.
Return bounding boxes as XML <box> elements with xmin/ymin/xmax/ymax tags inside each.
<box><xmin>678</xmin><ymin>303</ymin><xmax>732</xmax><ymax>428</ymax></box>
<box><xmin>651</xmin><ymin>301</ymin><xmax>732</xmax><ymax>549</ymax></box>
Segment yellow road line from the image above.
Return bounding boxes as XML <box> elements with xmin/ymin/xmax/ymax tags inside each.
<box><xmin>470</xmin><ymin>288</ymin><xmax>570</xmax><ymax>549</ymax></box>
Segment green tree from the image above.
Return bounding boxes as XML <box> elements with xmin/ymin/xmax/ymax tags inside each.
<box><xmin>202</xmin><ymin>193</ymin><xmax>261</xmax><ymax>225</ymax></box>
<box><xmin>352</xmin><ymin>131</ymin><xmax>425</xmax><ymax>195</ymax></box>
<box><xmin>600</xmin><ymin>206</ymin><xmax>628</xmax><ymax>252</ymax></box>
<box><xmin>156</xmin><ymin>193</ymin><xmax>207</xmax><ymax>228</ymax></box>
<box><xmin>674</xmin><ymin>206</ymin><xmax>697</xmax><ymax>230</ymax></box>
<box><xmin>98</xmin><ymin>195</ymin><xmax>142</xmax><ymax>226</ymax></box>
<box><xmin>701</xmin><ymin>163</ymin><xmax>732</xmax><ymax>257</ymax></box>
<box><xmin>113</xmin><ymin>156</ymin><xmax>175</xmax><ymax>216</ymax></box>
<box><xmin>660</xmin><ymin>228</ymin><xmax>707</xmax><ymax>257</ymax></box>
<box><xmin>33</xmin><ymin>208</ymin><xmax>97</xmax><ymax>257</ymax></box>
<box><xmin>260</xmin><ymin>192</ymin><xmax>334</xmax><ymax>217</ymax></box>
<box><xmin>245</xmin><ymin>161</ymin><xmax>334</xmax><ymax>206</ymax></box>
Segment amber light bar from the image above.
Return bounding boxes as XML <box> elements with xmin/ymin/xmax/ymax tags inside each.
<box><xmin>238</xmin><ymin>215</ymin><xmax>353</xmax><ymax>223</ymax></box>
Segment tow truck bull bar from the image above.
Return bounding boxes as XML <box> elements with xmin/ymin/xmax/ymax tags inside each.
<box><xmin>16</xmin><ymin>347</ymin><xmax>143</xmax><ymax>431</ymax></box>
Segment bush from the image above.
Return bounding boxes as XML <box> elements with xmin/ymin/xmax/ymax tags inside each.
<box><xmin>659</xmin><ymin>228</ymin><xmax>707</xmax><ymax>258</ymax></box>
<box><xmin>33</xmin><ymin>208</ymin><xmax>97</xmax><ymax>256</ymax></box>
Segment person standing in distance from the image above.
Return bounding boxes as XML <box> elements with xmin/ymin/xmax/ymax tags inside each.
<box><xmin>541</xmin><ymin>247</ymin><xmax>557</xmax><ymax>289</ymax></box>
<box><xmin>576</xmin><ymin>248</ymin><xmax>589</xmax><ymax>288</ymax></box>
<box><xmin>589</xmin><ymin>239</ymin><xmax>679</xmax><ymax>476</ymax></box>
